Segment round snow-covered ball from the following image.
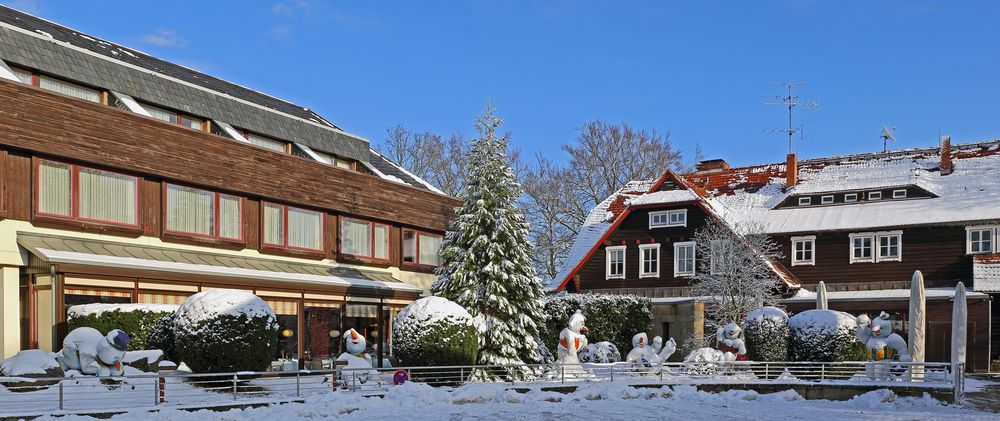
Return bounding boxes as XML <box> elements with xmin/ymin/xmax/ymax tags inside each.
<box><xmin>743</xmin><ymin>306</ymin><xmax>789</xmax><ymax>361</ymax></box>
<box><xmin>578</xmin><ymin>341</ymin><xmax>620</xmax><ymax>363</ymax></box>
<box><xmin>392</xmin><ymin>297</ymin><xmax>478</xmax><ymax>367</ymax></box>
<box><xmin>788</xmin><ymin>309</ymin><xmax>862</xmax><ymax>362</ymax></box>
<box><xmin>173</xmin><ymin>289</ymin><xmax>277</xmax><ymax>373</ymax></box>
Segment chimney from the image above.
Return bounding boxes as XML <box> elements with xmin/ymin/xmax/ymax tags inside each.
<box><xmin>786</xmin><ymin>153</ymin><xmax>798</xmax><ymax>189</ymax></box>
<box><xmin>695</xmin><ymin>159</ymin><xmax>729</xmax><ymax>173</ymax></box>
<box><xmin>940</xmin><ymin>135</ymin><xmax>954</xmax><ymax>175</ymax></box>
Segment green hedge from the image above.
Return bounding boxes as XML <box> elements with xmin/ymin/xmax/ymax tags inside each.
<box><xmin>542</xmin><ymin>293</ymin><xmax>652</xmax><ymax>356</ymax></box>
<box><xmin>743</xmin><ymin>306</ymin><xmax>789</xmax><ymax>361</ymax></box>
<box><xmin>392</xmin><ymin>297</ymin><xmax>478</xmax><ymax>367</ymax></box>
<box><xmin>66</xmin><ymin>304</ymin><xmax>178</xmax><ymax>351</ymax></box>
<box><xmin>146</xmin><ymin>313</ymin><xmax>178</xmax><ymax>362</ymax></box>
<box><xmin>788</xmin><ymin>309</ymin><xmax>864</xmax><ymax>362</ymax></box>
<box><xmin>173</xmin><ymin>290</ymin><xmax>277</xmax><ymax>373</ymax></box>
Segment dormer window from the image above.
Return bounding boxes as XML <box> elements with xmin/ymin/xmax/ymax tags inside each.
<box><xmin>844</xmin><ymin>193</ymin><xmax>858</xmax><ymax>202</ymax></box>
<box><xmin>798</xmin><ymin>197</ymin><xmax>811</xmax><ymax>206</ymax></box>
<box><xmin>821</xmin><ymin>195</ymin><xmax>834</xmax><ymax>204</ymax></box>
<box><xmin>246</xmin><ymin>132</ymin><xmax>290</xmax><ymax>153</ymax></box>
<box><xmin>141</xmin><ymin>102</ymin><xmax>207</xmax><ymax>131</ymax></box>
<box><xmin>893</xmin><ymin>189</ymin><xmax>907</xmax><ymax>199</ymax></box>
<box><xmin>649</xmin><ymin>209</ymin><xmax>686</xmax><ymax>228</ymax></box>
<box><xmin>868</xmin><ymin>191</ymin><xmax>882</xmax><ymax>200</ymax></box>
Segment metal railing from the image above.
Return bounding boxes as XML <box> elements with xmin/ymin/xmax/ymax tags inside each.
<box><xmin>0</xmin><ymin>361</ymin><xmax>962</xmax><ymax>416</ymax></box>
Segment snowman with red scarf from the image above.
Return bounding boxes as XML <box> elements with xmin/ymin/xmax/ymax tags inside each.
<box><xmin>715</xmin><ymin>323</ymin><xmax>748</xmax><ymax>361</ymax></box>
<box><xmin>336</xmin><ymin>328</ymin><xmax>379</xmax><ymax>387</ymax></box>
<box><xmin>556</xmin><ymin>310</ymin><xmax>589</xmax><ymax>375</ymax></box>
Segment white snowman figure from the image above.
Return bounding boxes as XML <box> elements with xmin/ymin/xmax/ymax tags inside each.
<box><xmin>658</xmin><ymin>337</ymin><xmax>678</xmax><ymax>364</ymax></box>
<box><xmin>627</xmin><ymin>333</ymin><xmax>678</xmax><ymax>373</ymax></box>
<box><xmin>651</xmin><ymin>336</ymin><xmax>663</xmax><ymax>355</ymax></box>
<box><xmin>856</xmin><ymin>312</ymin><xmax>910</xmax><ymax>380</ymax></box>
<box><xmin>336</xmin><ymin>328</ymin><xmax>379</xmax><ymax>387</ymax></box>
<box><xmin>715</xmin><ymin>323</ymin><xmax>748</xmax><ymax>361</ymax></box>
<box><xmin>556</xmin><ymin>310</ymin><xmax>589</xmax><ymax>375</ymax></box>
<box><xmin>56</xmin><ymin>327</ymin><xmax>130</xmax><ymax>377</ymax></box>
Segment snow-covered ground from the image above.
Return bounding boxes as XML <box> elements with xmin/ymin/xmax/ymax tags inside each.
<box><xmin>33</xmin><ymin>380</ymin><xmax>996</xmax><ymax>420</ymax></box>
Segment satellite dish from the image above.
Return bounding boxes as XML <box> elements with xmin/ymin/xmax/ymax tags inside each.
<box><xmin>880</xmin><ymin>125</ymin><xmax>898</xmax><ymax>152</ymax></box>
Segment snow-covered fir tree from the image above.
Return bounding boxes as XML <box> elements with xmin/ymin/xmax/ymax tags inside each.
<box><xmin>432</xmin><ymin>103</ymin><xmax>544</xmax><ymax>381</ymax></box>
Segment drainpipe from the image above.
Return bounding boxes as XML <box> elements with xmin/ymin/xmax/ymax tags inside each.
<box><xmin>376</xmin><ymin>297</ymin><xmax>385</xmax><ymax>368</ymax></box>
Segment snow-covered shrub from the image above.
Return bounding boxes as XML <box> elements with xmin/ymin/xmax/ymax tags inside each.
<box><xmin>788</xmin><ymin>309</ymin><xmax>864</xmax><ymax>362</ymax></box>
<box><xmin>146</xmin><ymin>313</ymin><xmax>177</xmax><ymax>362</ymax></box>
<box><xmin>67</xmin><ymin>303</ymin><xmax>178</xmax><ymax>351</ymax></box>
<box><xmin>173</xmin><ymin>289</ymin><xmax>277</xmax><ymax>373</ymax></box>
<box><xmin>0</xmin><ymin>350</ymin><xmax>64</xmax><ymax>391</ymax></box>
<box><xmin>543</xmin><ymin>293</ymin><xmax>652</xmax><ymax>355</ymax></box>
<box><xmin>578</xmin><ymin>341</ymin><xmax>620</xmax><ymax>363</ymax></box>
<box><xmin>743</xmin><ymin>306</ymin><xmax>789</xmax><ymax>361</ymax></box>
<box><xmin>392</xmin><ymin>297</ymin><xmax>478</xmax><ymax>367</ymax></box>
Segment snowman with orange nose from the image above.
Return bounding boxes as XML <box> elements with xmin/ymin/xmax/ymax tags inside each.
<box><xmin>336</xmin><ymin>328</ymin><xmax>379</xmax><ymax>388</ymax></box>
<box><xmin>556</xmin><ymin>310</ymin><xmax>589</xmax><ymax>375</ymax></box>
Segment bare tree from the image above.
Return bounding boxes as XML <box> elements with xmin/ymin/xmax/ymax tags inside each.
<box><xmin>520</xmin><ymin>154</ymin><xmax>576</xmax><ymax>280</ymax></box>
<box><xmin>691</xmin><ymin>219</ymin><xmax>783</xmax><ymax>330</ymax></box>
<box><xmin>378</xmin><ymin>124</ymin><xmax>469</xmax><ymax>196</ymax></box>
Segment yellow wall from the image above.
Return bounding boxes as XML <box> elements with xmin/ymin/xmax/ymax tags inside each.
<box><xmin>0</xmin><ymin>267</ymin><xmax>20</xmax><ymax>356</ymax></box>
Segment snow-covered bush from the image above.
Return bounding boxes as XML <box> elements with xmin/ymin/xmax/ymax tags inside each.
<box><xmin>146</xmin><ymin>312</ymin><xmax>177</xmax><ymax>362</ymax></box>
<box><xmin>0</xmin><ymin>350</ymin><xmax>64</xmax><ymax>391</ymax></box>
<box><xmin>543</xmin><ymin>293</ymin><xmax>652</xmax><ymax>355</ymax></box>
<box><xmin>392</xmin><ymin>297</ymin><xmax>478</xmax><ymax>367</ymax></box>
<box><xmin>743</xmin><ymin>306</ymin><xmax>789</xmax><ymax>361</ymax></box>
<box><xmin>578</xmin><ymin>341</ymin><xmax>620</xmax><ymax>363</ymax></box>
<box><xmin>173</xmin><ymin>289</ymin><xmax>277</xmax><ymax>373</ymax></box>
<box><xmin>67</xmin><ymin>303</ymin><xmax>178</xmax><ymax>351</ymax></box>
<box><xmin>788</xmin><ymin>309</ymin><xmax>864</xmax><ymax>362</ymax></box>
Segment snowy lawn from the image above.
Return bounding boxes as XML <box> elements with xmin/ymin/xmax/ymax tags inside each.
<box><xmin>34</xmin><ymin>380</ymin><xmax>995</xmax><ymax>420</ymax></box>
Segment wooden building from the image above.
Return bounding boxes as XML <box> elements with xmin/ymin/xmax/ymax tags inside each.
<box><xmin>0</xmin><ymin>6</ymin><xmax>459</xmax><ymax>369</ymax></box>
<box><xmin>553</xmin><ymin>139</ymin><xmax>998</xmax><ymax>371</ymax></box>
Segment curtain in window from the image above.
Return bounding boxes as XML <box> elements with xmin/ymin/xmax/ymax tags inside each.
<box><xmin>418</xmin><ymin>233</ymin><xmax>442</xmax><ymax>266</ymax></box>
<box><xmin>11</xmin><ymin>68</ymin><xmax>32</xmax><ymax>84</ymax></box>
<box><xmin>342</xmin><ymin>219</ymin><xmax>371</xmax><ymax>256</ymax></box>
<box><xmin>288</xmin><ymin>208</ymin><xmax>322</xmax><ymax>250</ymax></box>
<box><xmin>247</xmin><ymin>134</ymin><xmax>286</xmax><ymax>152</ymax></box>
<box><xmin>143</xmin><ymin>104</ymin><xmax>177</xmax><ymax>124</ymax></box>
<box><xmin>218</xmin><ymin>195</ymin><xmax>242</xmax><ymax>239</ymax></box>
<box><xmin>166</xmin><ymin>184</ymin><xmax>213</xmax><ymax>235</ymax></box>
<box><xmin>373</xmin><ymin>224</ymin><xmax>389</xmax><ymax>260</ymax></box>
<box><xmin>78</xmin><ymin>168</ymin><xmax>137</xmax><ymax>225</ymax></box>
<box><xmin>38</xmin><ymin>161</ymin><xmax>72</xmax><ymax>216</ymax></box>
<box><xmin>403</xmin><ymin>231</ymin><xmax>417</xmax><ymax>262</ymax></box>
<box><xmin>38</xmin><ymin>77</ymin><xmax>100</xmax><ymax>102</ymax></box>
<box><xmin>263</xmin><ymin>203</ymin><xmax>285</xmax><ymax>245</ymax></box>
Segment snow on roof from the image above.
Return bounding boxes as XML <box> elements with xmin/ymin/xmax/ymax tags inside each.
<box><xmin>627</xmin><ymin>189</ymin><xmax>699</xmax><ymax>206</ymax></box>
<box><xmin>973</xmin><ymin>254</ymin><xmax>1000</xmax><ymax>293</ymax></box>
<box><xmin>782</xmin><ymin>287</ymin><xmax>987</xmax><ymax>303</ymax></box>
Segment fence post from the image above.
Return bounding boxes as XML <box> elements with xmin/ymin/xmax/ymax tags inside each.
<box><xmin>296</xmin><ymin>371</ymin><xmax>301</xmax><ymax>397</ymax></box>
<box><xmin>461</xmin><ymin>367</ymin><xmax>465</xmax><ymax>385</ymax></box>
<box><xmin>765</xmin><ymin>362</ymin><xmax>769</xmax><ymax>379</ymax></box>
<box><xmin>232</xmin><ymin>374</ymin><xmax>238</xmax><ymax>401</ymax></box>
<box><xmin>820</xmin><ymin>364</ymin><xmax>825</xmax><ymax>381</ymax></box>
<box><xmin>154</xmin><ymin>374</ymin><xmax>160</xmax><ymax>406</ymax></box>
<box><xmin>158</xmin><ymin>375</ymin><xmax>166</xmax><ymax>404</ymax></box>
<box><xmin>58</xmin><ymin>382</ymin><xmax>64</xmax><ymax>410</ymax></box>
<box><xmin>610</xmin><ymin>364</ymin><xmax>614</xmax><ymax>381</ymax></box>
<box><xmin>560</xmin><ymin>365</ymin><xmax>565</xmax><ymax>384</ymax></box>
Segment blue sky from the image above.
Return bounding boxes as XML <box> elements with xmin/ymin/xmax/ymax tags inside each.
<box><xmin>5</xmin><ymin>0</ymin><xmax>999</xmax><ymax>167</ymax></box>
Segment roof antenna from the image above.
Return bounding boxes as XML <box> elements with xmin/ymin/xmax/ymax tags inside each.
<box><xmin>763</xmin><ymin>82</ymin><xmax>818</xmax><ymax>154</ymax></box>
<box><xmin>880</xmin><ymin>124</ymin><xmax>898</xmax><ymax>152</ymax></box>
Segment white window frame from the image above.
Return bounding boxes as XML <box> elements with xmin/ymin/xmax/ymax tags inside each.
<box><xmin>868</xmin><ymin>191</ymin><xmax>882</xmax><ymax>200</ymax></box>
<box><xmin>850</xmin><ymin>230</ymin><xmax>902</xmax><ymax>263</ymax></box>
<box><xmin>892</xmin><ymin>189</ymin><xmax>907</xmax><ymax>199</ymax></box>
<box><xmin>791</xmin><ymin>235</ymin><xmax>816</xmax><ymax>266</ymax></box>
<box><xmin>821</xmin><ymin>196</ymin><xmax>834</xmax><ymax>204</ymax></box>
<box><xmin>639</xmin><ymin>243</ymin><xmax>660</xmax><ymax>278</ymax></box>
<box><xmin>649</xmin><ymin>209</ymin><xmax>686</xmax><ymax>228</ymax></box>
<box><xmin>798</xmin><ymin>197</ymin><xmax>811</xmax><ymax>206</ymax></box>
<box><xmin>844</xmin><ymin>193</ymin><xmax>858</xmax><ymax>202</ymax></box>
<box><xmin>673</xmin><ymin>241</ymin><xmax>696</xmax><ymax>278</ymax></box>
<box><xmin>966</xmin><ymin>226</ymin><xmax>998</xmax><ymax>254</ymax></box>
<box><xmin>606</xmin><ymin>245</ymin><xmax>626</xmax><ymax>280</ymax></box>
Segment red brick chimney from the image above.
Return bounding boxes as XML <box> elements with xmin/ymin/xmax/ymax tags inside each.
<box><xmin>786</xmin><ymin>153</ymin><xmax>798</xmax><ymax>189</ymax></box>
<box><xmin>940</xmin><ymin>135</ymin><xmax>954</xmax><ymax>175</ymax></box>
<box><xmin>695</xmin><ymin>159</ymin><xmax>730</xmax><ymax>173</ymax></box>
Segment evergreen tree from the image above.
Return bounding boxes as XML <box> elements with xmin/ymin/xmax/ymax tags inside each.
<box><xmin>432</xmin><ymin>103</ymin><xmax>544</xmax><ymax>381</ymax></box>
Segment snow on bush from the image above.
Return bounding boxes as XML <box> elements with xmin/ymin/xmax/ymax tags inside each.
<box><xmin>67</xmin><ymin>303</ymin><xmax>178</xmax><ymax>351</ymax></box>
<box><xmin>543</xmin><ymin>293</ymin><xmax>651</xmax><ymax>356</ymax></box>
<box><xmin>578</xmin><ymin>341</ymin><xmax>620</xmax><ymax>363</ymax></box>
<box><xmin>684</xmin><ymin>347</ymin><xmax>727</xmax><ymax>363</ymax></box>
<box><xmin>788</xmin><ymin>309</ymin><xmax>865</xmax><ymax>362</ymax></box>
<box><xmin>173</xmin><ymin>289</ymin><xmax>277</xmax><ymax>373</ymax></box>
<box><xmin>146</xmin><ymin>312</ymin><xmax>177</xmax><ymax>362</ymax></box>
<box><xmin>742</xmin><ymin>306</ymin><xmax>789</xmax><ymax>361</ymax></box>
<box><xmin>0</xmin><ymin>349</ymin><xmax>64</xmax><ymax>391</ymax></box>
<box><xmin>392</xmin><ymin>296</ymin><xmax>478</xmax><ymax>367</ymax></box>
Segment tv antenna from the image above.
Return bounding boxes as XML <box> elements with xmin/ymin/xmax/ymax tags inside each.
<box><xmin>880</xmin><ymin>124</ymin><xmax>898</xmax><ymax>152</ymax></box>
<box><xmin>763</xmin><ymin>82</ymin><xmax>818</xmax><ymax>154</ymax></box>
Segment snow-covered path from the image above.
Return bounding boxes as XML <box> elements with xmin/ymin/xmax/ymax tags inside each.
<box><xmin>36</xmin><ymin>381</ymin><xmax>995</xmax><ymax>421</ymax></box>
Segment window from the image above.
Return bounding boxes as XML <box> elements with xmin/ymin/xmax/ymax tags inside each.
<box><xmin>9</xmin><ymin>66</ymin><xmax>32</xmax><ymax>84</ymax></box>
<box><xmin>868</xmin><ymin>191</ymin><xmax>882</xmax><ymax>200</ymax></box>
<box><xmin>164</xmin><ymin>184</ymin><xmax>242</xmax><ymax>241</ymax></box>
<box><xmin>798</xmin><ymin>197</ymin><xmax>811</xmax><ymax>206</ymax></box>
<box><xmin>649</xmin><ymin>209</ymin><xmax>687</xmax><ymax>228</ymax></box>
<box><xmin>850</xmin><ymin>231</ymin><xmax>902</xmax><ymax>263</ymax></box>
<box><xmin>341</xmin><ymin>218</ymin><xmax>389</xmax><ymax>261</ymax></box>
<box><xmin>893</xmin><ymin>189</ymin><xmax>907</xmax><ymax>199</ymax></box>
<box><xmin>844</xmin><ymin>193</ymin><xmax>858</xmax><ymax>202</ymax></box>
<box><xmin>262</xmin><ymin>203</ymin><xmax>323</xmax><ymax>252</ymax></box>
<box><xmin>709</xmin><ymin>240</ymin><xmax>731</xmax><ymax>275</ymax></box>
<box><xmin>403</xmin><ymin>230</ymin><xmax>443</xmax><ymax>266</ymax></box>
<box><xmin>673</xmin><ymin>241</ymin><xmax>696</xmax><ymax>277</ymax></box>
<box><xmin>639</xmin><ymin>244</ymin><xmax>660</xmax><ymax>278</ymax></box>
<box><xmin>142</xmin><ymin>103</ymin><xmax>179</xmax><ymax>124</ymax></box>
<box><xmin>37</xmin><ymin>76</ymin><xmax>100</xmax><ymax>103</ymax></box>
<box><xmin>791</xmin><ymin>236</ymin><xmax>816</xmax><ymax>266</ymax></box>
<box><xmin>37</xmin><ymin>160</ymin><xmax>138</xmax><ymax>227</ymax></box>
<box><xmin>605</xmin><ymin>246</ymin><xmax>626</xmax><ymax>279</ymax></box>
<box><xmin>821</xmin><ymin>196</ymin><xmax>834</xmax><ymax>204</ymax></box>
<box><xmin>967</xmin><ymin>226</ymin><xmax>997</xmax><ymax>254</ymax></box>
<box><xmin>311</xmin><ymin>151</ymin><xmax>354</xmax><ymax>170</ymax></box>
<box><xmin>246</xmin><ymin>133</ymin><xmax>288</xmax><ymax>153</ymax></box>
<box><xmin>334</xmin><ymin>158</ymin><xmax>352</xmax><ymax>170</ymax></box>
<box><xmin>179</xmin><ymin>115</ymin><xmax>204</xmax><ymax>130</ymax></box>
